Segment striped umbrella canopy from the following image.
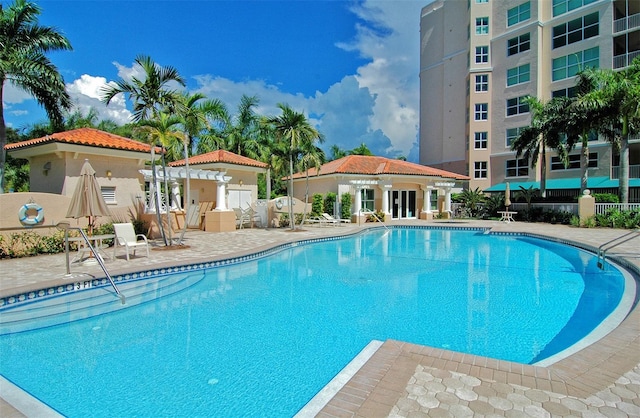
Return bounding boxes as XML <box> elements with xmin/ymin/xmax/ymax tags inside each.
<box><xmin>66</xmin><ymin>159</ymin><xmax>111</xmax><ymax>235</ymax></box>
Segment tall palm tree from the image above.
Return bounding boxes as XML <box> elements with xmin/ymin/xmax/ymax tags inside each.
<box><xmin>576</xmin><ymin>58</ymin><xmax>640</xmax><ymax>203</ymax></box>
<box><xmin>511</xmin><ymin>96</ymin><xmax>568</xmax><ymax>198</ymax></box>
<box><xmin>0</xmin><ymin>0</ymin><xmax>72</xmax><ymax>192</ymax></box>
<box><xmin>223</xmin><ymin>95</ymin><xmax>263</xmax><ymax>158</ymax></box>
<box><xmin>100</xmin><ymin>55</ymin><xmax>185</xmax><ymax>123</ymax></box>
<box><xmin>265</xmin><ymin>104</ymin><xmax>323</xmax><ymax>230</ymax></box>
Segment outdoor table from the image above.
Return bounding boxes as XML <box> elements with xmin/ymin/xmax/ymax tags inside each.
<box><xmin>68</xmin><ymin>234</ymin><xmax>115</xmax><ymax>263</ymax></box>
<box><xmin>497</xmin><ymin>211</ymin><xmax>517</xmax><ymax>223</ymax></box>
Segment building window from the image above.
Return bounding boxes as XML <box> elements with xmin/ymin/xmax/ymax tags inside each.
<box><xmin>506</xmin><ymin>96</ymin><xmax>530</xmax><ymax>116</ymax></box>
<box><xmin>506</xmin><ymin>127</ymin><xmax>526</xmax><ymax>147</ymax></box>
<box><xmin>474</xmin><ymin>161</ymin><xmax>488</xmax><ymax>178</ymax></box>
<box><xmin>552</xmin><ymin>86</ymin><xmax>577</xmax><ymax>98</ymax></box>
<box><xmin>475</xmin><ymin>46</ymin><xmax>489</xmax><ymax>63</ymax></box>
<box><xmin>551</xmin><ymin>152</ymin><xmax>598</xmax><ymax>170</ymax></box>
<box><xmin>475</xmin><ymin>103</ymin><xmax>488</xmax><ymax>120</ymax></box>
<box><xmin>506</xmin><ymin>158</ymin><xmax>529</xmax><ymax>177</ymax></box>
<box><xmin>552</xmin><ymin>12</ymin><xmax>599</xmax><ymax>49</ymax></box>
<box><xmin>553</xmin><ymin>0</ymin><xmax>598</xmax><ymax>17</ymax></box>
<box><xmin>507</xmin><ymin>64</ymin><xmax>530</xmax><ymax>86</ymax></box>
<box><xmin>475</xmin><ymin>74</ymin><xmax>489</xmax><ymax>92</ymax></box>
<box><xmin>361</xmin><ymin>189</ymin><xmax>375</xmax><ymax>212</ymax></box>
<box><xmin>476</xmin><ymin>17</ymin><xmax>489</xmax><ymax>35</ymax></box>
<box><xmin>507</xmin><ymin>33</ymin><xmax>530</xmax><ymax>56</ymax></box>
<box><xmin>476</xmin><ymin>0</ymin><xmax>489</xmax><ymax>3</ymax></box>
<box><xmin>552</xmin><ymin>47</ymin><xmax>599</xmax><ymax>81</ymax></box>
<box><xmin>474</xmin><ymin>132</ymin><xmax>488</xmax><ymax>149</ymax></box>
<box><xmin>101</xmin><ymin>187</ymin><xmax>116</xmax><ymax>204</ymax></box>
<box><xmin>507</xmin><ymin>1</ymin><xmax>531</xmax><ymax>26</ymax></box>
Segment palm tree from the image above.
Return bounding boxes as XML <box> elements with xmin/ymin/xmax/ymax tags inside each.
<box><xmin>223</xmin><ymin>95</ymin><xmax>263</xmax><ymax>158</ymax></box>
<box><xmin>511</xmin><ymin>96</ymin><xmax>568</xmax><ymax>198</ymax></box>
<box><xmin>265</xmin><ymin>104</ymin><xmax>323</xmax><ymax>230</ymax></box>
<box><xmin>329</xmin><ymin>145</ymin><xmax>347</xmax><ymax>161</ymax></box>
<box><xmin>100</xmin><ymin>55</ymin><xmax>185</xmax><ymax>123</ymax></box>
<box><xmin>0</xmin><ymin>0</ymin><xmax>72</xmax><ymax>192</ymax></box>
<box><xmin>297</xmin><ymin>140</ymin><xmax>326</xmax><ymax>225</ymax></box>
<box><xmin>576</xmin><ymin>58</ymin><xmax>640</xmax><ymax>204</ymax></box>
<box><xmin>348</xmin><ymin>143</ymin><xmax>373</xmax><ymax>156</ymax></box>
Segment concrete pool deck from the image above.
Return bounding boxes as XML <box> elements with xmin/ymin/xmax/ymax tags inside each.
<box><xmin>0</xmin><ymin>220</ymin><xmax>639</xmax><ymax>417</ymax></box>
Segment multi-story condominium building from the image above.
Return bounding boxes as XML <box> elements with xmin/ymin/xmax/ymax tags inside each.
<box><xmin>419</xmin><ymin>0</ymin><xmax>640</xmax><ymax>201</ymax></box>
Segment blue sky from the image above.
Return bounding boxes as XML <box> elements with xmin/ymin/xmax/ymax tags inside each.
<box><xmin>4</xmin><ymin>0</ymin><xmax>430</xmax><ymax>161</ymax></box>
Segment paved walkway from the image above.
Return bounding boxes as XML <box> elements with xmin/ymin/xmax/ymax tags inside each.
<box><xmin>1</xmin><ymin>220</ymin><xmax>639</xmax><ymax>417</ymax></box>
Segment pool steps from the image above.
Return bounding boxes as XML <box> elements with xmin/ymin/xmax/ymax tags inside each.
<box><xmin>0</xmin><ymin>272</ymin><xmax>205</xmax><ymax>335</ymax></box>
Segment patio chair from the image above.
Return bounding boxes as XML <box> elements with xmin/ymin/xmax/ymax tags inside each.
<box><xmin>113</xmin><ymin>222</ymin><xmax>150</xmax><ymax>261</ymax></box>
<box><xmin>322</xmin><ymin>213</ymin><xmax>351</xmax><ymax>224</ymax></box>
<box><xmin>233</xmin><ymin>208</ymin><xmax>251</xmax><ymax>229</ymax></box>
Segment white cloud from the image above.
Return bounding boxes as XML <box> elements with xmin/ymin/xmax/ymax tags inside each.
<box><xmin>66</xmin><ymin>74</ymin><xmax>132</xmax><ymax>125</ymax></box>
<box><xmin>2</xmin><ymin>81</ymin><xmax>33</xmax><ymax>104</ymax></box>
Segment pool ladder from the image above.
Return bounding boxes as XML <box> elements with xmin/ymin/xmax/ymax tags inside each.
<box><xmin>57</xmin><ymin>222</ymin><xmax>126</xmax><ymax>304</ymax></box>
<box><xmin>596</xmin><ymin>229</ymin><xmax>639</xmax><ymax>270</ymax></box>
<box><xmin>359</xmin><ymin>209</ymin><xmax>390</xmax><ymax>231</ymax></box>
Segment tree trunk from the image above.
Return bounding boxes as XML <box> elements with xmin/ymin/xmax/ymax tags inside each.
<box><xmin>289</xmin><ymin>154</ymin><xmax>295</xmax><ymax>230</ymax></box>
<box><xmin>580</xmin><ymin>136</ymin><xmax>589</xmax><ymax>196</ymax></box>
<box><xmin>178</xmin><ymin>135</ymin><xmax>190</xmax><ymax>244</ymax></box>
<box><xmin>540</xmin><ymin>144</ymin><xmax>547</xmax><ymax>198</ymax></box>
<box><xmin>619</xmin><ymin>117</ymin><xmax>630</xmax><ymax>204</ymax></box>
<box><xmin>0</xmin><ymin>81</ymin><xmax>6</xmax><ymax>194</ymax></box>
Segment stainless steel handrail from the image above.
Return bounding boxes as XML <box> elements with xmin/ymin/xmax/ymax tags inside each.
<box><xmin>57</xmin><ymin>222</ymin><xmax>125</xmax><ymax>304</ymax></box>
<box><xmin>596</xmin><ymin>229</ymin><xmax>640</xmax><ymax>270</ymax></box>
<box><xmin>359</xmin><ymin>209</ymin><xmax>390</xmax><ymax>230</ymax></box>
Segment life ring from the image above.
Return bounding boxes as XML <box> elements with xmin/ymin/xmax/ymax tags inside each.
<box><xmin>19</xmin><ymin>203</ymin><xmax>44</xmax><ymax>226</ymax></box>
<box><xmin>275</xmin><ymin>198</ymin><xmax>283</xmax><ymax>210</ymax></box>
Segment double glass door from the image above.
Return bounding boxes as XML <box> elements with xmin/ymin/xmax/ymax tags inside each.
<box><xmin>391</xmin><ymin>190</ymin><xmax>416</xmax><ymax>219</ymax></box>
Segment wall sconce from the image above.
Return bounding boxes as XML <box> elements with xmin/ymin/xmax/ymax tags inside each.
<box><xmin>43</xmin><ymin>161</ymin><xmax>51</xmax><ymax>176</ymax></box>
<box><xmin>239</xmin><ymin>179</ymin><xmax>243</xmax><ymax>186</ymax></box>
<box><xmin>106</xmin><ymin>170</ymin><xmax>112</xmax><ymax>180</ymax></box>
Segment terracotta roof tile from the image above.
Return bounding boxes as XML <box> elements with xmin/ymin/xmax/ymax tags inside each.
<box><xmin>292</xmin><ymin>155</ymin><xmax>468</xmax><ymax>180</ymax></box>
<box><xmin>170</xmin><ymin>149</ymin><xmax>268</xmax><ymax>169</ymax></box>
<box><xmin>4</xmin><ymin>128</ymin><xmax>155</xmax><ymax>153</ymax></box>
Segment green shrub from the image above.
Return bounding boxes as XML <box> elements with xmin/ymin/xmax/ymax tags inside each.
<box><xmin>311</xmin><ymin>194</ymin><xmax>323</xmax><ymax>216</ymax></box>
<box><xmin>593</xmin><ymin>193</ymin><xmax>619</xmax><ymax>203</ymax></box>
<box><xmin>323</xmin><ymin>192</ymin><xmax>336</xmax><ymax>215</ymax></box>
<box><xmin>366</xmin><ymin>210</ymin><xmax>386</xmax><ymax>223</ymax></box>
<box><xmin>340</xmin><ymin>193</ymin><xmax>352</xmax><ymax>220</ymax></box>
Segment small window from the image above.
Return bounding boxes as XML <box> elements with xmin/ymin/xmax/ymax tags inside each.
<box><xmin>507</xmin><ymin>33</ymin><xmax>530</xmax><ymax>56</ymax></box>
<box><xmin>476</xmin><ymin>0</ymin><xmax>489</xmax><ymax>3</ymax></box>
<box><xmin>476</xmin><ymin>17</ymin><xmax>489</xmax><ymax>35</ymax></box>
<box><xmin>552</xmin><ymin>46</ymin><xmax>599</xmax><ymax>81</ymax></box>
<box><xmin>552</xmin><ymin>12</ymin><xmax>599</xmax><ymax>49</ymax></box>
<box><xmin>361</xmin><ymin>189</ymin><xmax>375</xmax><ymax>212</ymax></box>
<box><xmin>101</xmin><ymin>187</ymin><xmax>116</xmax><ymax>204</ymax></box>
<box><xmin>507</xmin><ymin>64</ymin><xmax>530</xmax><ymax>86</ymax></box>
<box><xmin>475</xmin><ymin>74</ymin><xmax>489</xmax><ymax>92</ymax></box>
<box><xmin>506</xmin><ymin>96</ymin><xmax>530</xmax><ymax>116</ymax></box>
<box><xmin>475</xmin><ymin>103</ymin><xmax>488</xmax><ymax>120</ymax></box>
<box><xmin>474</xmin><ymin>161</ymin><xmax>488</xmax><ymax>179</ymax></box>
<box><xmin>551</xmin><ymin>152</ymin><xmax>598</xmax><ymax>170</ymax></box>
<box><xmin>553</xmin><ymin>0</ymin><xmax>598</xmax><ymax>17</ymax></box>
<box><xmin>507</xmin><ymin>1</ymin><xmax>531</xmax><ymax>26</ymax></box>
<box><xmin>506</xmin><ymin>127</ymin><xmax>526</xmax><ymax>147</ymax></box>
<box><xmin>506</xmin><ymin>158</ymin><xmax>529</xmax><ymax>177</ymax></box>
<box><xmin>474</xmin><ymin>132</ymin><xmax>488</xmax><ymax>149</ymax></box>
<box><xmin>475</xmin><ymin>46</ymin><xmax>489</xmax><ymax>63</ymax></box>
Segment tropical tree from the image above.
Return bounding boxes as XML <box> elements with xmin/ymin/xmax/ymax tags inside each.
<box><xmin>575</xmin><ymin>57</ymin><xmax>640</xmax><ymax>203</ymax></box>
<box><xmin>348</xmin><ymin>143</ymin><xmax>373</xmax><ymax>156</ymax></box>
<box><xmin>100</xmin><ymin>54</ymin><xmax>185</xmax><ymax>123</ymax></box>
<box><xmin>511</xmin><ymin>96</ymin><xmax>569</xmax><ymax>198</ymax></box>
<box><xmin>329</xmin><ymin>145</ymin><xmax>347</xmax><ymax>161</ymax></box>
<box><xmin>516</xmin><ymin>186</ymin><xmax>540</xmax><ymax>221</ymax></box>
<box><xmin>265</xmin><ymin>104</ymin><xmax>323</xmax><ymax>230</ymax></box>
<box><xmin>222</xmin><ymin>95</ymin><xmax>263</xmax><ymax>158</ymax></box>
<box><xmin>0</xmin><ymin>0</ymin><xmax>72</xmax><ymax>192</ymax></box>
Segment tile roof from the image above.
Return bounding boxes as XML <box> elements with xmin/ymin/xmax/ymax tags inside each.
<box><xmin>170</xmin><ymin>149</ymin><xmax>268</xmax><ymax>169</ymax></box>
<box><xmin>292</xmin><ymin>155</ymin><xmax>468</xmax><ymax>180</ymax></box>
<box><xmin>4</xmin><ymin>128</ymin><xmax>156</xmax><ymax>153</ymax></box>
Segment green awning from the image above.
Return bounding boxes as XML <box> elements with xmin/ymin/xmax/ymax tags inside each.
<box><xmin>484</xmin><ymin>176</ymin><xmax>640</xmax><ymax>192</ymax></box>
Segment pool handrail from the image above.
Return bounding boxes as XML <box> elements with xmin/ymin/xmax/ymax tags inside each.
<box><xmin>57</xmin><ymin>222</ymin><xmax>126</xmax><ymax>304</ymax></box>
<box><xmin>597</xmin><ymin>228</ymin><xmax>640</xmax><ymax>270</ymax></box>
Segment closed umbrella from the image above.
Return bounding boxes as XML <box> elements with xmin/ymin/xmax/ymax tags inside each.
<box><xmin>66</xmin><ymin>159</ymin><xmax>111</xmax><ymax>235</ymax></box>
<box><xmin>505</xmin><ymin>182</ymin><xmax>511</xmax><ymax>209</ymax></box>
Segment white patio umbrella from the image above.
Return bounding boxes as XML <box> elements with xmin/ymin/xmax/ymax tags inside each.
<box><xmin>505</xmin><ymin>182</ymin><xmax>511</xmax><ymax>210</ymax></box>
<box><xmin>66</xmin><ymin>159</ymin><xmax>111</xmax><ymax>235</ymax></box>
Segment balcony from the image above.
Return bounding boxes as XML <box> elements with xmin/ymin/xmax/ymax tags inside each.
<box><xmin>613</xmin><ymin>50</ymin><xmax>640</xmax><ymax>69</ymax></box>
<box><xmin>614</xmin><ymin>13</ymin><xmax>640</xmax><ymax>33</ymax></box>
<box><xmin>611</xmin><ymin>164</ymin><xmax>640</xmax><ymax>179</ymax></box>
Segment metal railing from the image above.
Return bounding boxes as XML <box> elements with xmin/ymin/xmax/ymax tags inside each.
<box><xmin>595</xmin><ymin>203</ymin><xmax>640</xmax><ymax>215</ymax></box>
<box><xmin>611</xmin><ymin>164</ymin><xmax>640</xmax><ymax>179</ymax></box>
<box><xmin>614</xmin><ymin>13</ymin><xmax>640</xmax><ymax>33</ymax></box>
<box><xmin>596</xmin><ymin>229</ymin><xmax>640</xmax><ymax>270</ymax></box>
<box><xmin>57</xmin><ymin>222</ymin><xmax>125</xmax><ymax>304</ymax></box>
<box><xmin>613</xmin><ymin>50</ymin><xmax>640</xmax><ymax>69</ymax></box>
<box><xmin>359</xmin><ymin>209</ymin><xmax>389</xmax><ymax>230</ymax></box>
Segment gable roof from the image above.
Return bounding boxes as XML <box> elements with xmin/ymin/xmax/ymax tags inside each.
<box><xmin>291</xmin><ymin>155</ymin><xmax>468</xmax><ymax>180</ymax></box>
<box><xmin>4</xmin><ymin>128</ymin><xmax>156</xmax><ymax>153</ymax></box>
<box><xmin>170</xmin><ymin>149</ymin><xmax>268</xmax><ymax>169</ymax></box>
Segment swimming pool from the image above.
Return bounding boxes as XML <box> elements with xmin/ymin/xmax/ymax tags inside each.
<box><xmin>0</xmin><ymin>227</ymin><xmax>633</xmax><ymax>416</ymax></box>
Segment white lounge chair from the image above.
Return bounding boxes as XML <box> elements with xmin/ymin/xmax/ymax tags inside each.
<box><xmin>113</xmin><ymin>223</ymin><xmax>150</xmax><ymax>260</ymax></box>
<box><xmin>322</xmin><ymin>213</ymin><xmax>351</xmax><ymax>224</ymax></box>
<box><xmin>233</xmin><ymin>208</ymin><xmax>251</xmax><ymax>229</ymax></box>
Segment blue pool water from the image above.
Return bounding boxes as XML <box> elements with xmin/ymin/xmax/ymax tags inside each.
<box><xmin>0</xmin><ymin>228</ymin><xmax>629</xmax><ymax>417</ymax></box>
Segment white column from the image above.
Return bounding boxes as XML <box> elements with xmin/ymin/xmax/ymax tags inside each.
<box><xmin>216</xmin><ymin>181</ymin><xmax>228</xmax><ymax>210</ymax></box>
<box><xmin>170</xmin><ymin>181</ymin><xmax>182</xmax><ymax>210</ymax></box>
<box><xmin>445</xmin><ymin>187</ymin><xmax>452</xmax><ymax>212</ymax></box>
<box><xmin>354</xmin><ymin>187</ymin><xmax>362</xmax><ymax>214</ymax></box>
<box><xmin>381</xmin><ymin>186</ymin><xmax>391</xmax><ymax>214</ymax></box>
<box><xmin>423</xmin><ymin>187</ymin><xmax>432</xmax><ymax>214</ymax></box>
